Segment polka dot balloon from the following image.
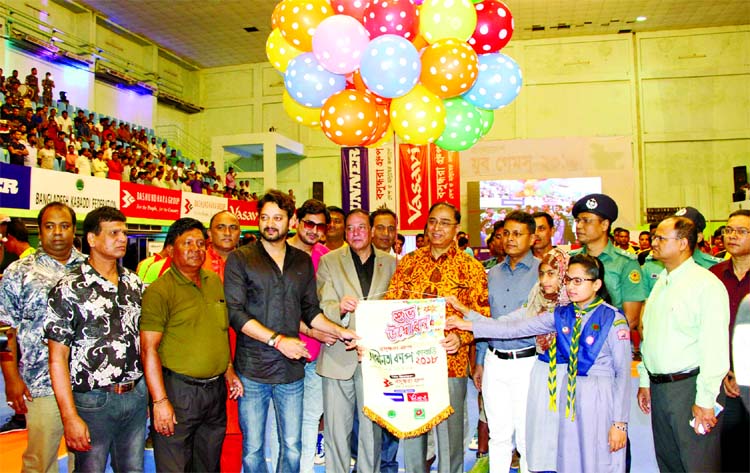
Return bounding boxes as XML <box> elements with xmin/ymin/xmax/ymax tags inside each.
<box><xmin>359</xmin><ymin>34</ymin><xmax>421</xmax><ymax>99</ymax></box>
<box><xmin>468</xmin><ymin>0</ymin><xmax>514</xmax><ymax>54</ymax></box>
<box><xmin>420</xmin><ymin>38</ymin><xmax>479</xmax><ymax>98</ymax></box>
<box><xmin>435</xmin><ymin>96</ymin><xmax>483</xmax><ymax>151</ymax></box>
<box><xmin>330</xmin><ymin>0</ymin><xmax>369</xmax><ymax>23</ymax></box>
<box><xmin>390</xmin><ymin>84</ymin><xmax>446</xmax><ymax>145</ymax></box>
<box><xmin>462</xmin><ymin>52</ymin><xmax>522</xmax><ymax>110</ymax></box>
<box><xmin>420</xmin><ymin>0</ymin><xmax>478</xmax><ymax>44</ymax></box>
<box><xmin>285</xmin><ymin>52</ymin><xmax>347</xmax><ymax>107</ymax></box>
<box><xmin>266</xmin><ymin>28</ymin><xmax>303</xmax><ymax>73</ymax></box>
<box><xmin>277</xmin><ymin>0</ymin><xmax>332</xmax><ymax>52</ymax></box>
<box><xmin>312</xmin><ymin>15</ymin><xmax>370</xmax><ymax>74</ymax></box>
<box><xmin>477</xmin><ymin>106</ymin><xmax>495</xmax><ymax>137</ymax></box>
<box><xmin>321</xmin><ymin>89</ymin><xmax>380</xmax><ymax>146</ymax></box>
<box><xmin>363</xmin><ymin>0</ymin><xmax>419</xmax><ymax>40</ymax></box>
<box><xmin>282</xmin><ymin>90</ymin><xmax>322</xmax><ymax>127</ymax></box>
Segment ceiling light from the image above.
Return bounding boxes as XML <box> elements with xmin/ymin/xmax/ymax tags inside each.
<box><xmin>636</xmin><ymin>16</ymin><xmax>647</xmax><ymax>22</ymax></box>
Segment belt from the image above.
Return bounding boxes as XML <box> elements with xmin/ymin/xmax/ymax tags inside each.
<box><xmin>163</xmin><ymin>368</ymin><xmax>221</xmax><ymax>387</ymax></box>
<box><xmin>489</xmin><ymin>346</ymin><xmax>536</xmax><ymax>360</ymax></box>
<box><xmin>648</xmin><ymin>367</ymin><xmax>700</xmax><ymax>384</ymax></box>
<box><xmin>78</xmin><ymin>377</ymin><xmax>141</xmax><ymax>395</ymax></box>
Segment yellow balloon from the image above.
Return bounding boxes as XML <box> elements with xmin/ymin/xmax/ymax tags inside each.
<box><xmin>266</xmin><ymin>28</ymin><xmax>303</xmax><ymax>73</ymax></box>
<box><xmin>283</xmin><ymin>90</ymin><xmax>322</xmax><ymax>127</ymax></box>
<box><xmin>420</xmin><ymin>0</ymin><xmax>478</xmax><ymax>44</ymax></box>
<box><xmin>390</xmin><ymin>84</ymin><xmax>446</xmax><ymax>145</ymax></box>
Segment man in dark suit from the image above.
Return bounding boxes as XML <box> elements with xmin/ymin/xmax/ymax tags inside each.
<box><xmin>316</xmin><ymin>208</ymin><xmax>397</xmax><ymax>473</ymax></box>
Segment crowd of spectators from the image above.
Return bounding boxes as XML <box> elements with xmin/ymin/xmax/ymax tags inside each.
<box><xmin>0</xmin><ymin>89</ymin><xmax>258</xmax><ymax>201</ymax></box>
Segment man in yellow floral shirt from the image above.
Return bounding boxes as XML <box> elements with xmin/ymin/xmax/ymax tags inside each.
<box><xmin>386</xmin><ymin>202</ymin><xmax>490</xmax><ymax>473</ymax></box>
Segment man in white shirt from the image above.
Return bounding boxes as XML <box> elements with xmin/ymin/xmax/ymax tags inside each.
<box><xmin>55</xmin><ymin>110</ymin><xmax>73</xmax><ymax>136</ymax></box>
<box><xmin>76</xmin><ymin>149</ymin><xmax>93</xmax><ymax>176</ymax></box>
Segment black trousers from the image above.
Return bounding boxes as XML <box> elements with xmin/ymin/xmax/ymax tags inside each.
<box><xmin>152</xmin><ymin>370</ymin><xmax>227</xmax><ymax>473</ymax></box>
<box><xmin>720</xmin><ymin>394</ymin><xmax>749</xmax><ymax>472</ymax></box>
<box><xmin>651</xmin><ymin>375</ymin><xmax>723</xmax><ymax>472</ymax></box>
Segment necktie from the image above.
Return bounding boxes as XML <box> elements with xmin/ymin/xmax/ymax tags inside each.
<box><xmin>565</xmin><ymin>297</ymin><xmax>603</xmax><ymax>421</ymax></box>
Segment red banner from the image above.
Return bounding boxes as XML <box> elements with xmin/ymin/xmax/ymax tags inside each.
<box><xmin>120</xmin><ymin>182</ymin><xmax>181</xmax><ymax>221</ymax></box>
<box><xmin>398</xmin><ymin>144</ymin><xmax>429</xmax><ymax>231</ymax></box>
<box><xmin>428</xmin><ymin>146</ymin><xmax>461</xmax><ymax>210</ymax></box>
<box><xmin>228</xmin><ymin>199</ymin><xmax>258</xmax><ymax>227</ymax></box>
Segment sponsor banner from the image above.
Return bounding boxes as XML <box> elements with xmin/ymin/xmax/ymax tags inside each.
<box><xmin>180</xmin><ymin>192</ymin><xmax>227</xmax><ymax>223</ymax></box>
<box><xmin>429</xmin><ymin>146</ymin><xmax>461</xmax><ymax>209</ymax></box>
<box><xmin>359</xmin><ymin>298</ymin><xmax>452</xmax><ymax>439</ymax></box>
<box><xmin>228</xmin><ymin>199</ymin><xmax>258</xmax><ymax>227</ymax></box>
<box><xmin>29</xmin><ymin>167</ymin><xmax>119</xmax><ymax>215</ymax></box>
<box><xmin>0</xmin><ymin>163</ymin><xmax>31</xmax><ymax>210</ymax></box>
<box><xmin>368</xmin><ymin>146</ymin><xmax>397</xmax><ymax>211</ymax></box>
<box><xmin>341</xmin><ymin>147</ymin><xmax>370</xmax><ymax>213</ymax></box>
<box><xmin>398</xmin><ymin>144</ymin><xmax>429</xmax><ymax>231</ymax></box>
<box><xmin>120</xmin><ymin>182</ymin><xmax>181</xmax><ymax>221</ymax></box>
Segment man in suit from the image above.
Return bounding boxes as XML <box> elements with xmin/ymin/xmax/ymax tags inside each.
<box><xmin>316</xmin><ymin>208</ymin><xmax>398</xmax><ymax>473</ymax></box>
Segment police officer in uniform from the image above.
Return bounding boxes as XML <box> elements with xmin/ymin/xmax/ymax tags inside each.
<box><xmin>571</xmin><ymin>194</ymin><xmax>648</xmax><ymax>330</ymax></box>
<box><xmin>642</xmin><ymin>207</ymin><xmax>722</xmax><ymax>295</ymax></box>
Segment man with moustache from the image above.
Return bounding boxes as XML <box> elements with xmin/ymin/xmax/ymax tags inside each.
<box><xmin>370</xmin><ymin>208</ymin><xmax>398</xmax><ymax>255</ymax></box>
<box><xmin>224</xmin><ymin>190</ymin><xmax>359</xmax><ymax>473</ymax></box>
<box><xmin>532</xmin><ymin>211</ymin><xmax>555</xmax><ymax>258</ymax></box>
<box><xmin>325</xmin><ymin>206</ymin><xmax>346</xmax><ymax>251</ymax></box>
<box><xmin>0</xmin><ymin>202</ymin><xmax>84</xmax><ymax>472</ymax></box>
<box><xmin>141</xmin><ymin>218</ymin><xmax>242</xmax><ymax>472</ymax></box>
<box><xmin>385</xmin><ymin>202</ymin><xmax>490</xmax><ymax>473</ymax></box>
<box><xmin>46</xmin><ymin>207</ymin><xmax>146</xmax><ymax>471</ymax></box>
<box><xmin>316</xmin><ymin>209</ymin><xmax>398</xmax><ymax>473</ymax></box>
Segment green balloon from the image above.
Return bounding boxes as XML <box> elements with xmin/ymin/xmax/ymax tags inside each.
<box><xmin>477</xmin><ymin>107</ymin><xmax>495</xmax><ymax>137</ymax></box>
<box><xmin>436</xmin><ymin>97</ymin><xmax>483</xmax><ymax>151</ymax></box>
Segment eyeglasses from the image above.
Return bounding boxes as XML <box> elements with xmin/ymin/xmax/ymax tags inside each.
<box><xmin>651</xmin><ymin>234</ymin><xmax>681</xmax><ymax>243</ymax></box>
<box><xmin>563</xmin><ymin>275</ymin><xmax>595</xmax><ymax>286</ymax></box>
<box><xmin>722</xmin><ymin>226</ymin><xmax>749</xmax><ymax>237</ymax></box>
<box><xmin>427</xmin><ymin>218</ymin><xmax>457</xmax><ymax>229</ymax></box>
<box><xmin>574</xmin><ymin>217</ymin><xmax>601</xmax><ymax>225</ymax></box>
<box><xmin>300</xmin><ymin>219</ymin><xmax>328</xmax><ymax>232</ymax></box>
<box><xmin>502</xmin><ymin>230</ymin><xmax>530</xmax><ymax>239</ymax></box>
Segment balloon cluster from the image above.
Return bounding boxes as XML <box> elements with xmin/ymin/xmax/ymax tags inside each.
<box><xmin>267</xmin><ymin>0</ymin><xmax>522</xmax><ymax>151</ymax></box>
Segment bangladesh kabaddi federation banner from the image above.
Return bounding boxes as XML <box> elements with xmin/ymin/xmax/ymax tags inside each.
<box><xmin>358</xmin><ymin>298</ymin><xmax>453</xmax><ymax>438</ymax></box>
<box><xmin>341</xmin><ymin>147</ymin><xmax>370</xmax><ymax>213</ymax></box>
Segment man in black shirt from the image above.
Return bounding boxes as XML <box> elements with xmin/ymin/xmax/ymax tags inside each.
<box><xmin>7</xmin><ymin>130</ymin><xmax>28</xmax><ymax>166</ymax></box>
<box><xmin>225</xmin><ymin>189</ymin><xmax>358</xmax><ymax>473</ymax></box>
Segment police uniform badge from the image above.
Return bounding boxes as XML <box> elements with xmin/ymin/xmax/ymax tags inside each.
<box><xmin>586</xmin><ymin>198</ymin><xmax>598</xmax><ymax>210</ymax></box>
<box><xmin>628</xmin><ymin>269</ymin><xmax>641</xmax><ymax>284</ymax></box>
<box><xmin>675</xmin><ymin>208</ymin><xmax>687</xmax><ymax>216</ymax></box>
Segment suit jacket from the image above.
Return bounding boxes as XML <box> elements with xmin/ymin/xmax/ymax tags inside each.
<box><xmin>316</xmin><ymin>245</ymin><xmax>397</xmax><ymax>380</ymax></box>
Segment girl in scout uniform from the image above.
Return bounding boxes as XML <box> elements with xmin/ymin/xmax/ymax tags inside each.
<box><xmin>447</xmin><ymin>254</ymin><xmax>631</xmax><ymax>473</ymax></box>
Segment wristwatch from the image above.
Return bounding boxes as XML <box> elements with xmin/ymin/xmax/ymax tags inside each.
<box><xmin>267</xmin><ymin>332</ymin><xmax>280</xmax><ymax>347</ymax></box>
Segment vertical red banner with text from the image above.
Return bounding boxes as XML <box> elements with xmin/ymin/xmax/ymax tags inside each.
<box><xmin>428</xmin><ymin>145</ymin><xmax>461</xmax><ymax>210</ymax></box>
<box><xmin>398</xmin><ymin>144</ymin><xmax>429</xmax><ymax>231</ymax></box>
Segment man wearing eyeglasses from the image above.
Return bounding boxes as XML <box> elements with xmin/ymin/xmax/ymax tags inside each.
<box><xmin>709</xmin><ymin>209</ymin><xmax>750</xmax><ymax>472</ymax></box>
<box><xmin>286</xmin><ymin>199</ymin><xmax>337</xmax><ymax>473</ymax></box>
<box><xmin>642</xmin><ymin>207</ymin><xmax>723</xmax><ymax>295</ymax></box>
<box><xmin>637</xmin><ymin>216</ymin><xmax>729</xmax><ymax>472</ymax></box>
<box><xmin>475</xmin><ymin>210</ymin><xmax>540</xmax><ymax>473</ymax></box>
<box><xmin>385</xmin><ymin>202</ymin><xmax>490</xmax><ymax>473</ymax></box>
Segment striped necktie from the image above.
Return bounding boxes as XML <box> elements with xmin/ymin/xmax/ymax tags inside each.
<box><xmin>565</xmin><ymin>297</ymin><xmax>604</xmax><ymax>421</ymax></box>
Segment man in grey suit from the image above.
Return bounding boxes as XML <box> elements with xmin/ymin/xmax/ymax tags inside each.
<box><xmin>316</xmin><ymin>208</ymin><xmax>398</xmax><ymax>473</ymax></box>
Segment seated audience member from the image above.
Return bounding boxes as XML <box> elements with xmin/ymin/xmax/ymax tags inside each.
<box><xmin>65</xmin><ymin>145</ymin><xmax>77</xmax><ymax>172</ymax></box>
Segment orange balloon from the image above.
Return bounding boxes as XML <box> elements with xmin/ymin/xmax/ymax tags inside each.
<box><xmin>363</xmin><ymin>102</ymin><xmax>391</xmax><ymax>146</ymax></box>
<box><xmin>420</xmin><ymin>38</ymin><xmax>479</xmax><ymax>98</ymax></box>
<box><xmin>277</xmin><ymin>0</ymin><xmax>333</xmax><ymax>52</ymax></box>
<box><xmin>271</xmin><ymin>1</ymin><xmax>285</xmax><ymax>29</ymax></box>
<box><xmin>411</xmin><ymin>34</ymin><xmax>429</xmax><ymax>51</ymax></box>
<box><xmin>321</xmin><ymin>90</ymin><xmax>379</xmax><ymax>146</ymax></box>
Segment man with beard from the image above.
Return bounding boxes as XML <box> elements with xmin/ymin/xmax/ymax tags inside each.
<box><xmin>224</xmin><ymin>190</ymin><xmax>358</xmax><ymax>473</ymax></box>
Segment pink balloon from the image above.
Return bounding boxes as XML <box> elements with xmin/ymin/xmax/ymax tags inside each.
<box><xmin>468</xmin><ymin>0</ymin><xmax>514</xmax><ymax>54</ymax></box>
<box><xmin>363</xmin><ymin>0</ymin><xmax>418</xmax><ymax>40</ymax></box>
<box><xmin>313</xmin><ymin>15</ymin><xmax>371</xmax><ymax>74</ymax></box>
<box><xmin>329</xmin><ymin>0</ymin><xmax>369</xmax><ymax>23</ymax></box>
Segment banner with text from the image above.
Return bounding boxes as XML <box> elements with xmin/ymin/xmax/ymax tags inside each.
<box><xmin>359</xmin><ymin>298</ymin><xmax>452</xmax><ymax>438</ymax></box>
<box><xmin>341</xmin><ymin>147</ymin><xmax>370</xmax><ymax>213</ymax></box>
<box><xmin>228</xmin><ymin>199</ymin><xmax>259</xmax><ymax>226</ymax></box>
<box><xmin>120</xmin><ymin>182</ymin><xmax>181</xmax><ymax>221</ymax></box>
<box><xmin>29</xmin><ymin>167</ymin><xmax>119</xmax><ymax>214</ymax></box>
<box><xmin>0</xmin><ymin>163</ymin><xmax>31</xmax><ymax>210</ymax></box>
<box><xmin>180</xmin><ymin>192</ymin><xmax>227</xmax><ymax>223</ymax></box>
<box><xmin>368</xmin><ymin>146</ymin><xmax>397</xmax><ymax>211</ymax></box>
<box><xmin>428</xmin><ymin>146</ymin><xmax>461</xmax><ymax>210</ymax></box>
<box><xmin>398</xmin><ymin>144</ymin><xmax>429</xmax><ymax>231</ymax></box>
